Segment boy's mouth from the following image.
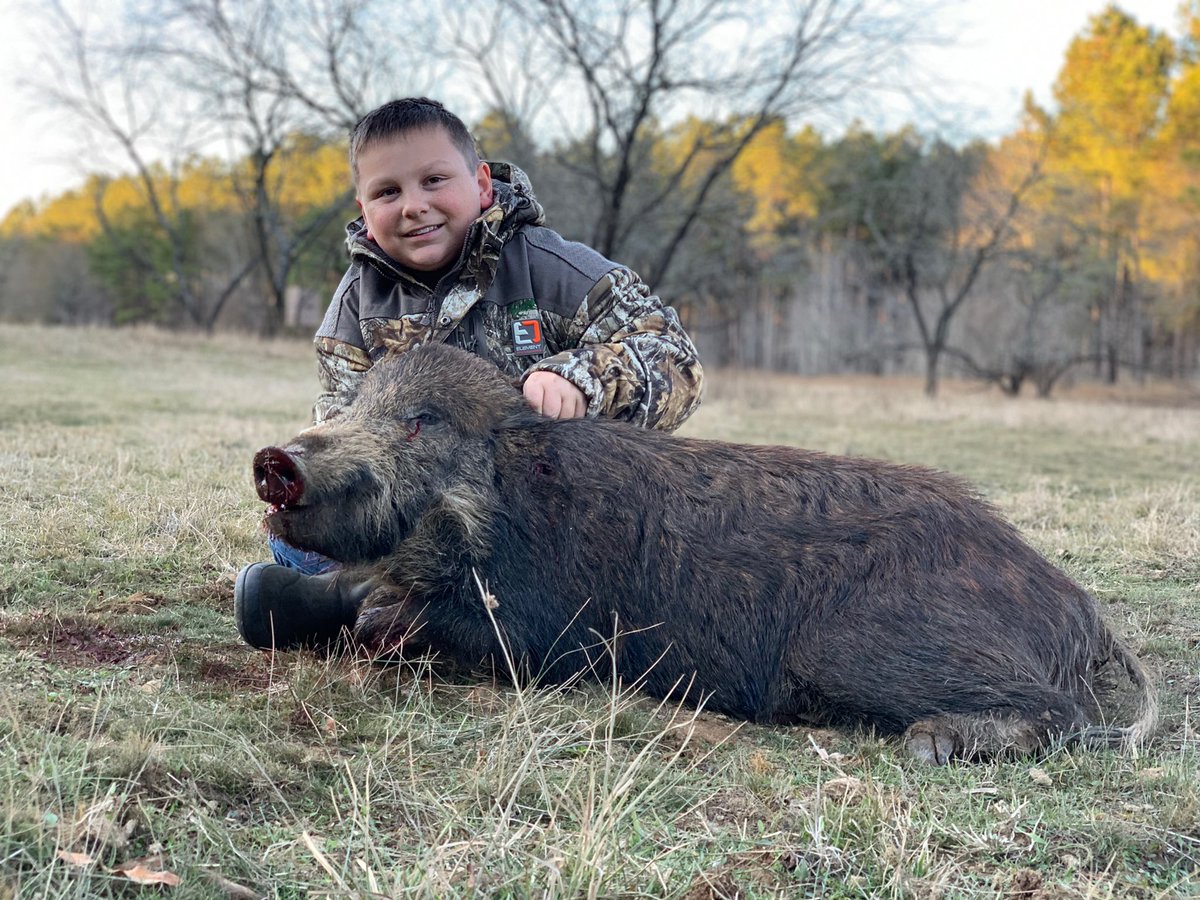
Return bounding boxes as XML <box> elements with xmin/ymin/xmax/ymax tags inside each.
<box><xmin>404</xmin><ymin>224</ymin><xmax>442</xmax><ymax>238</ymax></box>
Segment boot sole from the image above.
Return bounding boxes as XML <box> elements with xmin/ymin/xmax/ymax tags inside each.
<box><xmin>235</xmin><ymin>562</ymin><xmax>280</xmax><ymax>650</ymax></box>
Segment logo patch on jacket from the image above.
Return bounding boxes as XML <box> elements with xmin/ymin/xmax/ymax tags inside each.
<box><xmin>508</xmin><ymin>298</ymin><xmax>546</xmax><ymax>357</ymax></box>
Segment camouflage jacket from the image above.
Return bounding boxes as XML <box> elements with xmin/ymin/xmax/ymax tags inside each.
<box><xmin>313</xmin><ymin>163</ymin><xmax>703</xmax><ymax>431</ymax></box>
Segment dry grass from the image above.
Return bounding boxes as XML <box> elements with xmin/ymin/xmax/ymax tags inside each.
<box><xmin>1</xmin><ymin>323</ymin><xmax>1197</xmax><ymax>898</ymax></box>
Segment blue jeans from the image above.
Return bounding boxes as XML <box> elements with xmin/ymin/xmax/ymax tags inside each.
<box><xmin>268</xmin><ymin>535</ymin><xmax>339</xmax><ymax>576</ymax></box>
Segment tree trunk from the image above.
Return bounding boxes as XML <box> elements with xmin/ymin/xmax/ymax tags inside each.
<box><xmin>924</xmin><ymin>346</ymin><xmax>940</xmax><ymax>397</ymax></box>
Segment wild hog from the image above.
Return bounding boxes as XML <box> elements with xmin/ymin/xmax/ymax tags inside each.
<box><xmin>253</xmin><ymin>343</ymin><xmax>1156</xmax><ymax>763</ymax></box>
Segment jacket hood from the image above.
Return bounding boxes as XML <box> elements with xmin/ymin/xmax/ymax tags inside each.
<box><xmin>344</xmin><ymin>160</ymin><xmax>545</xmax><ymax>272</ymax></box>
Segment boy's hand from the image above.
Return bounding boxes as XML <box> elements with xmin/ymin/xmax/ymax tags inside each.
<box><xmin>523</xmin><ymin>371</ymin><xmax>587</xmax><ymax>420</ymax></box>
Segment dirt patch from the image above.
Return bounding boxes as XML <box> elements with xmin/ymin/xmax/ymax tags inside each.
<box><xmin>194</xmin><ymin>654</ymin><xmax>279</xmax><ymax>691</ymax></box>
<box><xmin>680</xmin><ymin>848</ymin><xmax>799</xmax><ymax>899</ymax></box>
<box><xmin>660</xmin><ymin>711</ymin><xmax>744</xmax><ymax>752</ymax></box>
<box><xmin>0</xmin><ymin>613</ymin><xmax>174</xmax><ymax>668</ymax></box>
<box><xmin>679</xmin><ymin>868</ymin><xmax>744</xmax><ymax>900</ymax></box>
<box><xmin>676</xmin><ymin>786</ymin><xmax>772</xmax><ymax>831</ymax></box>
<box><xmin>84</xmin><ymin>575</ymin><xmax>235</xmax><ymax>616</ymax></box>
<box><xmin>0</xmin><ymin>612</ymin><xmax>278</xmax><ymax>692</ymax></box>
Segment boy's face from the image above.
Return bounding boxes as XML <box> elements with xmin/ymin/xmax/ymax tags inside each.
<box><xmin>355</xmin><ymin>127</ymin><xmax>494</xmax><ymax>272</ymax></box>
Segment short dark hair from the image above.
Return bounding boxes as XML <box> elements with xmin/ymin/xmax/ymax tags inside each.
<box><xmin>349</xmin><ymin>97</ymin><xmax>479</xmax><ymax>185</ymax></box>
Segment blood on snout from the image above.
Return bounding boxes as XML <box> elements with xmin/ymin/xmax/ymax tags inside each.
<box><xmin>254</xmin><ymin>446</ymin><xmax>306</xmax><ymax>506</ymax></box>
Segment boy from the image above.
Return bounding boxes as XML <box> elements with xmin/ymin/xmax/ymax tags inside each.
<box><xmin>236</xmin><ymin>97</ymin><xmax>704</xmax><ymax>650</ymax></box>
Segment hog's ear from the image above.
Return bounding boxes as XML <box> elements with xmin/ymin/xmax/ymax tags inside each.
<box><xmin>497</xmin><ymin>405</ymin><xmax>544</xmax><ymax>430</ymax></box>
<box><xmin>489</xmin><ymin>378</ymin><xmax>529</xmax><ymax>420</ymax></box>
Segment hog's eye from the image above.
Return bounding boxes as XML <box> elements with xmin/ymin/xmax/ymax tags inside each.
<box><xmin>403</xmin><ymin>412</ymin><xmax>439</xmax><ymax>441</ymax></box>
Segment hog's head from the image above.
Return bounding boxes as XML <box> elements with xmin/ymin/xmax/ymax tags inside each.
<box><xmin>254</xmin><ymin>344</ymin><xmax>528</xmax><ymax>564</ymax></box>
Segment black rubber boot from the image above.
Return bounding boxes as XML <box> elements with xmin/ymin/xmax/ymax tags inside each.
<box><xmin>234</xmin><ymin>562</ymin><xmax>373</xmax><ymax>651</ymax></box>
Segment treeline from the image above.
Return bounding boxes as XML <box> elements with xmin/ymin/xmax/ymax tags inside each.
<box><xmin>1</xmin><ymin>139</ymin><xmax>353</xmax><ymax>334</ymax></box>
<box><xmin>1</xmin><ymin>1</ymin><xmax>1197</xmax><ymax>395</ymax></box>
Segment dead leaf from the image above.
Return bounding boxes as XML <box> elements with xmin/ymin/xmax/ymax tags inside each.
<box><xmin>114</xmin><ymin>859</ymin><xmax>181</xmax><ymax>887</ymax></box>
<box><xmin>67</xmin><ymin>797</ymin><xmax>130</xmax><ymax>851</ymax></box>
<box><xmin>822</xmin><ymin>775</ymin><xmax>865</xmax><ymax>802</ymax></box>
<box><xmin>201</xmin><ymin>870</ymin><xmax>260</xmax><ymax>899</ymax></box>
<box><xmin>472</xmin><ymin>571</ymin><xmax>499</xmax><ymax>610</ymax></box>
<box><xmin>805</xmin><ymin>732</ymin><xmax>845</xmax><ymax>762</ymax></box>
<box><xmin>56</xmin><ymin>850</ymin><xmax>95</xmax><ymax>868</ymax></box>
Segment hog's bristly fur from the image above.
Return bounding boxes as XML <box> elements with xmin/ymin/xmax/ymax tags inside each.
<box><xmin>257</xmin><ymin>343</ymin><xmax>1156</xmax><ymax>762</ymax></box>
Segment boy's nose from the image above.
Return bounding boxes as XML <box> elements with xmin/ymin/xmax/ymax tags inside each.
<box><xmin>402</xmin><ymin>195</ymin><xmax>429</xmax><ymax>217</ymax></box>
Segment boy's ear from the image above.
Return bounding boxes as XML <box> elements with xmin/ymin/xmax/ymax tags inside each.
<box><xmin>354</xmin><ymin>197</ymin><xmax>374</xmax><ymax>242</ymax></box>
<box><xmin>477</xmin><ymin>161</ymin><xmax>494</xmax><ymax>210</ymax></box>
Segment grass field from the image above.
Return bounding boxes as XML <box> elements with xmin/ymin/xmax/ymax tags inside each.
<box><xmin>0</xmin><ymin>323</ymin><xmax>1197</xmax><ymax>898</ymax></box>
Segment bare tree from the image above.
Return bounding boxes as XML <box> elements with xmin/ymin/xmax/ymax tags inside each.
<box><xmin>951</xmin><ymin>229</ymin><xmax>1110</xmax><ymax>397</ymax></box>
<box><xmin>849</xmin><ymin>134</ymin><xmax>1045</xmax><ymax>396</ymax></box>
<box><xmin>224</xmin><ymin>0</ymin><xmax>443</xmax><ymax>133</ymax></box>
<box><xmin>447</xmin><ymin>0</ymin><xmax>938</xmax><ymax>287</ymax></box>
<box><xmin>160</xmin><ymin>0</ymin><xmax>361</xmax><ymax>333</ymax></box>
<box><xmin>24</xmin><ymin>0</ymin><xmax>435</xmax><ymax>332</ymax></box>
<box><xmin>30</xmin><ymin>0</ymin><xmax>259</xmax><ymax>330</ymax></box>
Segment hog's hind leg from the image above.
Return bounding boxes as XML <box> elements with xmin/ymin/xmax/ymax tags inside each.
<box><xmin>902</xmin><ymin>692</ymin><xmax>1091</xmax><ymax>764</ymax></box>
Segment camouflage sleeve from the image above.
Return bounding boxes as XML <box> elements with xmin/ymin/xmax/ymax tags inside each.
<box><xmin>313</xmin><ymin>268</ymin><xmax>373</xmax><ymax>424</ymax></box>
<box><xmin>527</xmin><ymin>267</ymin><xmax>703</xmax><ymax>432</ymax></box>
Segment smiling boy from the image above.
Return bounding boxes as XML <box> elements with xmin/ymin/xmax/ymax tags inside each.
<box><xmin>235</xmin><ymin>97</ymin><xmax>704</xmax><ymax>650</ymax></box>
<box><xmin>313</xmin><ymin>97</ymin><xmax>703</xmax><ymax>432</ymax></box>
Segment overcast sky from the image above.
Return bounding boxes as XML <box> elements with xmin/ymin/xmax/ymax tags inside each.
<box><xmin>0</xmin><ymin>0</ymin><xmax>1186</xmax><ymax>219</ymax></box>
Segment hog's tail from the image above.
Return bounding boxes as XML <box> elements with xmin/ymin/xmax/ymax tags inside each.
<box><xmin>1078</xmin><ymin>634</ymin><xmax>1158</xmax><ymax>755</ymax></box>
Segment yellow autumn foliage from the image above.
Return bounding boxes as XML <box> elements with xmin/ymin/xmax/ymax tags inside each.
<box><xmin>1050</xmin><ymin>5</ymin><xmax>1173</xmax><ymax>200</ymax></box>
<box><xmin>1</xmin><ymin>134</ymin><xmax>350</xmax><ymax>243</ymax></box>
<box><xmin>1007</xmin><ymin>4</ymin><xmax>1200</xmax><ymax>329</ymax></box>
<box><xmin>730</xmin><ymin>119</ymin><xmax>821</xmax><ymax>237</ymax></box>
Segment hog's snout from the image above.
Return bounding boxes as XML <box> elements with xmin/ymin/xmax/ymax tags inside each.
<box><xmin>254</xmin><ymin>446</ymin><xmax>306</xmax><ymax>507</ymax></box>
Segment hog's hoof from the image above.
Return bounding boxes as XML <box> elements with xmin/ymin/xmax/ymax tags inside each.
<box><xmin>903</xmin><ymin>723</ymin><xmax>958</xmax><ymax>765</ymax></box>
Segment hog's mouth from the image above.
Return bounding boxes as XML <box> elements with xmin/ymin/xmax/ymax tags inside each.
<box><xmin>260</xmin><ymin>489</ymin><xmax>404</xmax><ymax>565</ymax></box>
<box><xmin>260</xmin><ymin>499</ymin><xmax>347</xmax><ymax>561</ymax></box>
<box><xmin>260</xmin><ymin>499</ymin><xmax>331</xmax><ymax>544</ymax></box>
<box><xmin>260</xmin><ymin>498</ymin><xmax>310</xmax><ymax>540</ymax></box>
<box><xmin>263</xmin><ymin>500</ymin><xmax>307</xmax><ymax>519</ymax></box>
